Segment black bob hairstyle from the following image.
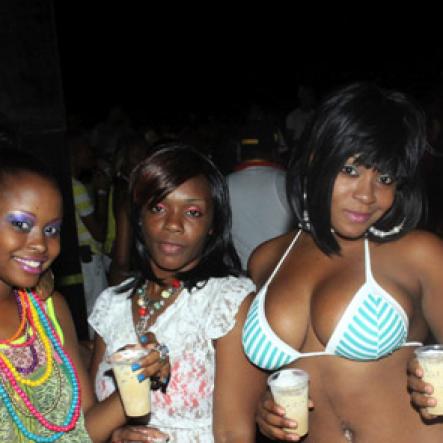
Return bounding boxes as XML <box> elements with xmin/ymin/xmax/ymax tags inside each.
<box><xmin>287</xmin><ymin>82</ymin><xmax>429</xmax><ymax>255</ymax></box>
<box><xmin>127</xmin><ymin>142</ymin><xmax>241</xmax><ymax>291</ymax></box>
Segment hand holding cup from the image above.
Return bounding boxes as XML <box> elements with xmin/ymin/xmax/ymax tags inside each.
<box><xmin>409</xmin><ymin>345</ymin><xmax>443</xmax><ymax>419</ymax></box>
<box><xmin>110</xmin><ymin>425</ymin><xmax>169</xmax><ymax>442</ymax></box>
<box><xmin>267</xmin><ymin>369</ymin><xmax>310</xmax><ymax>439</ymax></box>
<box><xmin>138</xmin><ymin>332</ymin><xmax>171</xmax><ymax>389</ymax></box>
<box><xmin>256</xmin><ymin>390</ymin><xmax>299</xmax><ymax>441</ymax></box>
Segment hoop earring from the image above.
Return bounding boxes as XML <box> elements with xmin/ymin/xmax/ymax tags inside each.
<box><xmin>368</xmin><ymin>219</ymin><xmax>405</xmax><ymax>238</ymax></box>
<box><xmin>298</xmin><ymin>190</ymin><xmax>311</xmax><ymax>231</ymax></box>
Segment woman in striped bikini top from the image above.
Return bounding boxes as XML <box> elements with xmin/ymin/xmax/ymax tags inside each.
<box><xmin>243</xmin><ymin>83</ymin><xmax>443</xmax><ymax>442</ymax></box>
<box><xmin>242</xmin><ymin>230</ymin><xmax>422</xmax><ymax>371</ymax></box>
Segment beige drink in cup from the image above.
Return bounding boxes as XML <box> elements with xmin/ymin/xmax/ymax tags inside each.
<box><xmin>267</xmin><ymin>368</ymin><xmax>309</xmax><ymax>436</ymax></box>
<box><xmin>415</xmin><ymin>345</ymin><xmax>443</xmax><ymax>415</ymax></box>
<box><xmin>109</xmin><ymin>348</ymin><xmax>151</xmax><ymax>417</ymax></box>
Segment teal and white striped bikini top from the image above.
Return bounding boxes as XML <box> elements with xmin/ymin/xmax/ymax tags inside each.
<box><xmin>242</xmin><ymin>230</ymin><xmax>421</xmax><ymax>370</ymax></box>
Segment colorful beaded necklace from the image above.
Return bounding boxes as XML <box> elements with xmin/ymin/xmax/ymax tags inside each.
<box><xmin>0</xmin><ymin>290</ymin><xmax>29</xmax><ymax>344</ymax></box>
<box><xmin>135</xmin><ymin>278</ymin><xmax>183</xmax><ymax>338</ymax></box>
<box><xmin>0</xmin><ymin>288</ymin><xmax>81</xmax><ymax>442</ymax></box>
<box><xmin>0</xmin><ymin>291</ymin><xmax>40</xmax><ymax>376</ymax></box>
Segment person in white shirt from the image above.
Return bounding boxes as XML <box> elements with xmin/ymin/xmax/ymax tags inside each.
<box><xmin>227</xmin><ymin>123</ymin><xmax>294</xmax><ymax>270</ymax></box>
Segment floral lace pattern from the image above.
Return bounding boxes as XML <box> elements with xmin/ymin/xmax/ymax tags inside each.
<box><xmin>89</xmin><ymin>276</ymin><xmax>255</xmax><ymax>443</ymax></box>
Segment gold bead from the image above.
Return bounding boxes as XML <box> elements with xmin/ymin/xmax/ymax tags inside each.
<box><xmin>161</xmin><ymin>289</ymin><xmax>171</xmax><ymax>299</ymax></box>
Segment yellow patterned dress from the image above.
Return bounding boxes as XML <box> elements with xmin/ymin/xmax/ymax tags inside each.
<box><xmin>0</xmin><ymin>297</ymin><xmax>91</xmax><ymax>442</ymax></box>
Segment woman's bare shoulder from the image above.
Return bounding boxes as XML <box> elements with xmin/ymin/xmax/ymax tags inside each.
<box><xmin>398</xmin><ymin>230</ymin><xmax>443</xmax><ymax>271</ymax></box>
<box><xmin>396</xmin><ymin>229</ymin><xmax>443</xmax><ymax>257</ymax></box>
<box><xmin>248</xmin><ymin>231</ymin><xmax>298</xmax><ymax>287</ymax></box>
<box><xmin>49</xmin><ymin>291</ymin><xmax>78</xmax><ymax>336</ymax></box>
<box><xmin>383</xmin><ymin>230</ymin><xmax>443</xmax><ymax>279</ymax></box>
<box><xmin>50</xmin><ymin>290</ymin><xmax>70</xmax><ymax>312</ymax></box>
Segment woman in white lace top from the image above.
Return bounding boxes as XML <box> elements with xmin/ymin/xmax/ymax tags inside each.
<box><xmin>88</xmin><ymin>143</ymin><xmax>266</xmax><ymax>443</ymax></box>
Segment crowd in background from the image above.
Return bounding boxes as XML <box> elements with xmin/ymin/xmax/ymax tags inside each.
<box><xmin>3</xmin><ymin>75</ymin><xmax>443</xmax><ymax>441</ymax></box>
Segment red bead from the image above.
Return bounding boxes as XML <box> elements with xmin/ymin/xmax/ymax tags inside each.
<box><xmin>138</xmin><ymin>307</ymin><xmax>148</xmax><ymax>316</ymax></box>
<box><xmin>171</xmin><ymin>279</ymin><xmax>181</xmax><ymax>288</ymax></box>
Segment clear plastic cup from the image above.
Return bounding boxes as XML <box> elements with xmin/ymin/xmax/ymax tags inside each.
<box><xmin>109</xmin><ymin>347</ymin><xmax>151</xmax><ymax>417</ymax></box>
<box><xmin>415</xmin><ymin>344</ymin><xmax>443</xmax><ymax>415</ymax></box>
<box><xmin>267</xmin><ymin>368</ymin><xmax>309</xmax><ymax>436</ymax></box>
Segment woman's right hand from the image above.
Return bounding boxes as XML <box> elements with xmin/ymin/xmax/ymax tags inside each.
<box><xmin>111</xmin><ymin>425</ymin><xmax>169</xmax><ymax>442</ymax></box>
<box><xmin>256</xmin><ymin>390</ymin><xmax>301</xmax><ymax>441</ymax></box>
<box><xmin>407</xmin><ymin>357</ymin><xmax>438</xmax><ymax>420</ymax></box>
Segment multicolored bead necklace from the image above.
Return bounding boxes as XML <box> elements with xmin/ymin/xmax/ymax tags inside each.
<box><xmin>135</xmin><ymin>278</ymin><xmax>183</xmax><ymax>338</ymax></box>
<box><xmin>0</xmin><ymin>290</ymin><xmax>28</xmax><ymax>345</ymax></box>
<box><xmin>0</xmin><ymin>288</ymin><xmax>81</xmax><ymax>442</ymax></box>
<box><xmin>13</xmin><ymin>290</ymin><xmax>39</xmax><ymax>375</ymax></box>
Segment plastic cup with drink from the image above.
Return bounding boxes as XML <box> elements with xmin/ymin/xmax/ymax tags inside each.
<box><xmin>109</xmin><ymin>347</ymin><xmax>151</xmax><ymax>418</ymax></box>
<box><xmin>267</xmin><ymin>368</ymin><xmax>309</xmax><ymax>437</ymax></box>
<box><xmin>415</xmin><ymin>344</ymin><xmax>443</xmax><ymax>415</ymax></box>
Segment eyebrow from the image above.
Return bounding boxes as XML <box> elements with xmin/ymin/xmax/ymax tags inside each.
<box><xmin>6</xmin><ymin>211</ymin><xmax>36</xmax><ymax>221</ymax></box>
<box><xmin>45</xmin><ymin>218</ymin><xmax>63</xmax><ymax>226</ymax></box>
<box><xmin>184</xmin><ymin>198</ymin><xmax>207</xmax><ymax>203</ymax></box>
<box><xmin>166</xmin><ymin>197</ymin><xmax>208</xmax><ymax>203</ymax></box>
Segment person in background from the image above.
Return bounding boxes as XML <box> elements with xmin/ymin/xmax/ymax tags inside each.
<box><xmin>243</xmin><ymin>82</ymin><xmax>443</xmax><ymax>442</ymax></box>
<box><xmin>285</xmin><ymin>84</ymin><xmax>317</xmax><ymax>152</ymax></box>
<box><xmin>227</xmin><ymin>123</ymin><xmax>293</xmax><ymax>270</ymax></box>
<box><xmin>68</xmin><ymin>131</ymin><xmax>110</xmax><ymax>330</ymax></box>
<box><xmin>107</xmin><ymin>133</ymin><xmax>150</xmax><ymax>285</ymax></box>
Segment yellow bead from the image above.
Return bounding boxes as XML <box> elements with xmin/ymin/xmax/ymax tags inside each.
<box><xmin>161</xmin><ymin>289</ymin><xmax>171</xmax><ymax>299</ymax></box>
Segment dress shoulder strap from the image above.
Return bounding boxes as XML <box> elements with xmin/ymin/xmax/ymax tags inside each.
<box><xmin>45</xmin><ymin>296</ymin><xmax>65</xmax><ymax>345</ymax></box>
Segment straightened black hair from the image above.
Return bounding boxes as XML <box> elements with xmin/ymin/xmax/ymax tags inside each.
<box><xmin>121</xmin><ymin>142</ymin><xmax>242</xmax><ymax>294</ymax></box>
<box><xmin>0</xmin><ymin>147</ymin><xmax>59</xmax><ymax>191</ymax></box>
<box><xmin>287</xmin><ymin>82</ymin><xmax>429</xmax><ymax>255</ymax></box>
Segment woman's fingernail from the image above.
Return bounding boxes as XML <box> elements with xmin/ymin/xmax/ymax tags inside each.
<box><xmin>131</xmin><ymin>363</ymin><xmax>141</xmax><ymax>371</ymax></box>
<box><xmin>137</xmin><ymin>373</ymin><xmax>146</xmax><ymax>382</ymax></box>
<box><xmin>140</xmin><ymin>335</ymin><xmax>148</xmax><ymax>344</ymax></box>
<box><xmin>425</xmin><ymin>386</ymin><xmax>433</xmax><ymax>394</ymax></box>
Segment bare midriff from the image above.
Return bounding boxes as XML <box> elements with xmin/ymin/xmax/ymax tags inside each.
<box><xmin>291</xmin><ymin>348</ymin><xmax>443</xmax><ymax>442</ymax></box>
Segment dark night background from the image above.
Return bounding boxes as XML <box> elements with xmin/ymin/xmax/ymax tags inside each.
<box><xmin>53</xmin><ymin>4</ymin><xmax>443</xmax><ymax>126</ymax></box>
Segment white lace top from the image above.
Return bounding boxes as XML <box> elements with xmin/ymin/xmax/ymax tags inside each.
<box><xmin>88</xmin><ymin>275</ymin><xmax>255</xmax><ymax>443</ymax></box>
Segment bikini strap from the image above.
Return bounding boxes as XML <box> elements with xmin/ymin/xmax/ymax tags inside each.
<box><xmin>364</xmin><ymin>237</ymin><xmax>373</xmax><ymax>282</ymax></box>
<box><xmin>262</xmin><ymin>229</ymin><xmax>303</xmax><ymax>288</ymax></box>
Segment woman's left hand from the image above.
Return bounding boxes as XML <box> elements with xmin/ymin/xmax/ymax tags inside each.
<box><xmin>136</xmin><ymin>332</ymin><xmax>171</xmax><ymax>389</ymax></box>
<box><xmin>111</xmin><ymin>425</ymin><xmax>169</xmax><ymax>442</ymax></box>
<box><xmin>407</xmin><ymin>356</ymin><xmax>438</xmax><ymax>420</ymax></box>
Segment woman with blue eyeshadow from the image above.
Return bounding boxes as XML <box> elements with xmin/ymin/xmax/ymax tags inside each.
<box><xmin>0</xmin><ymin>147</ymin><xmax>166</xmax><ymax>442</ymax></box>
